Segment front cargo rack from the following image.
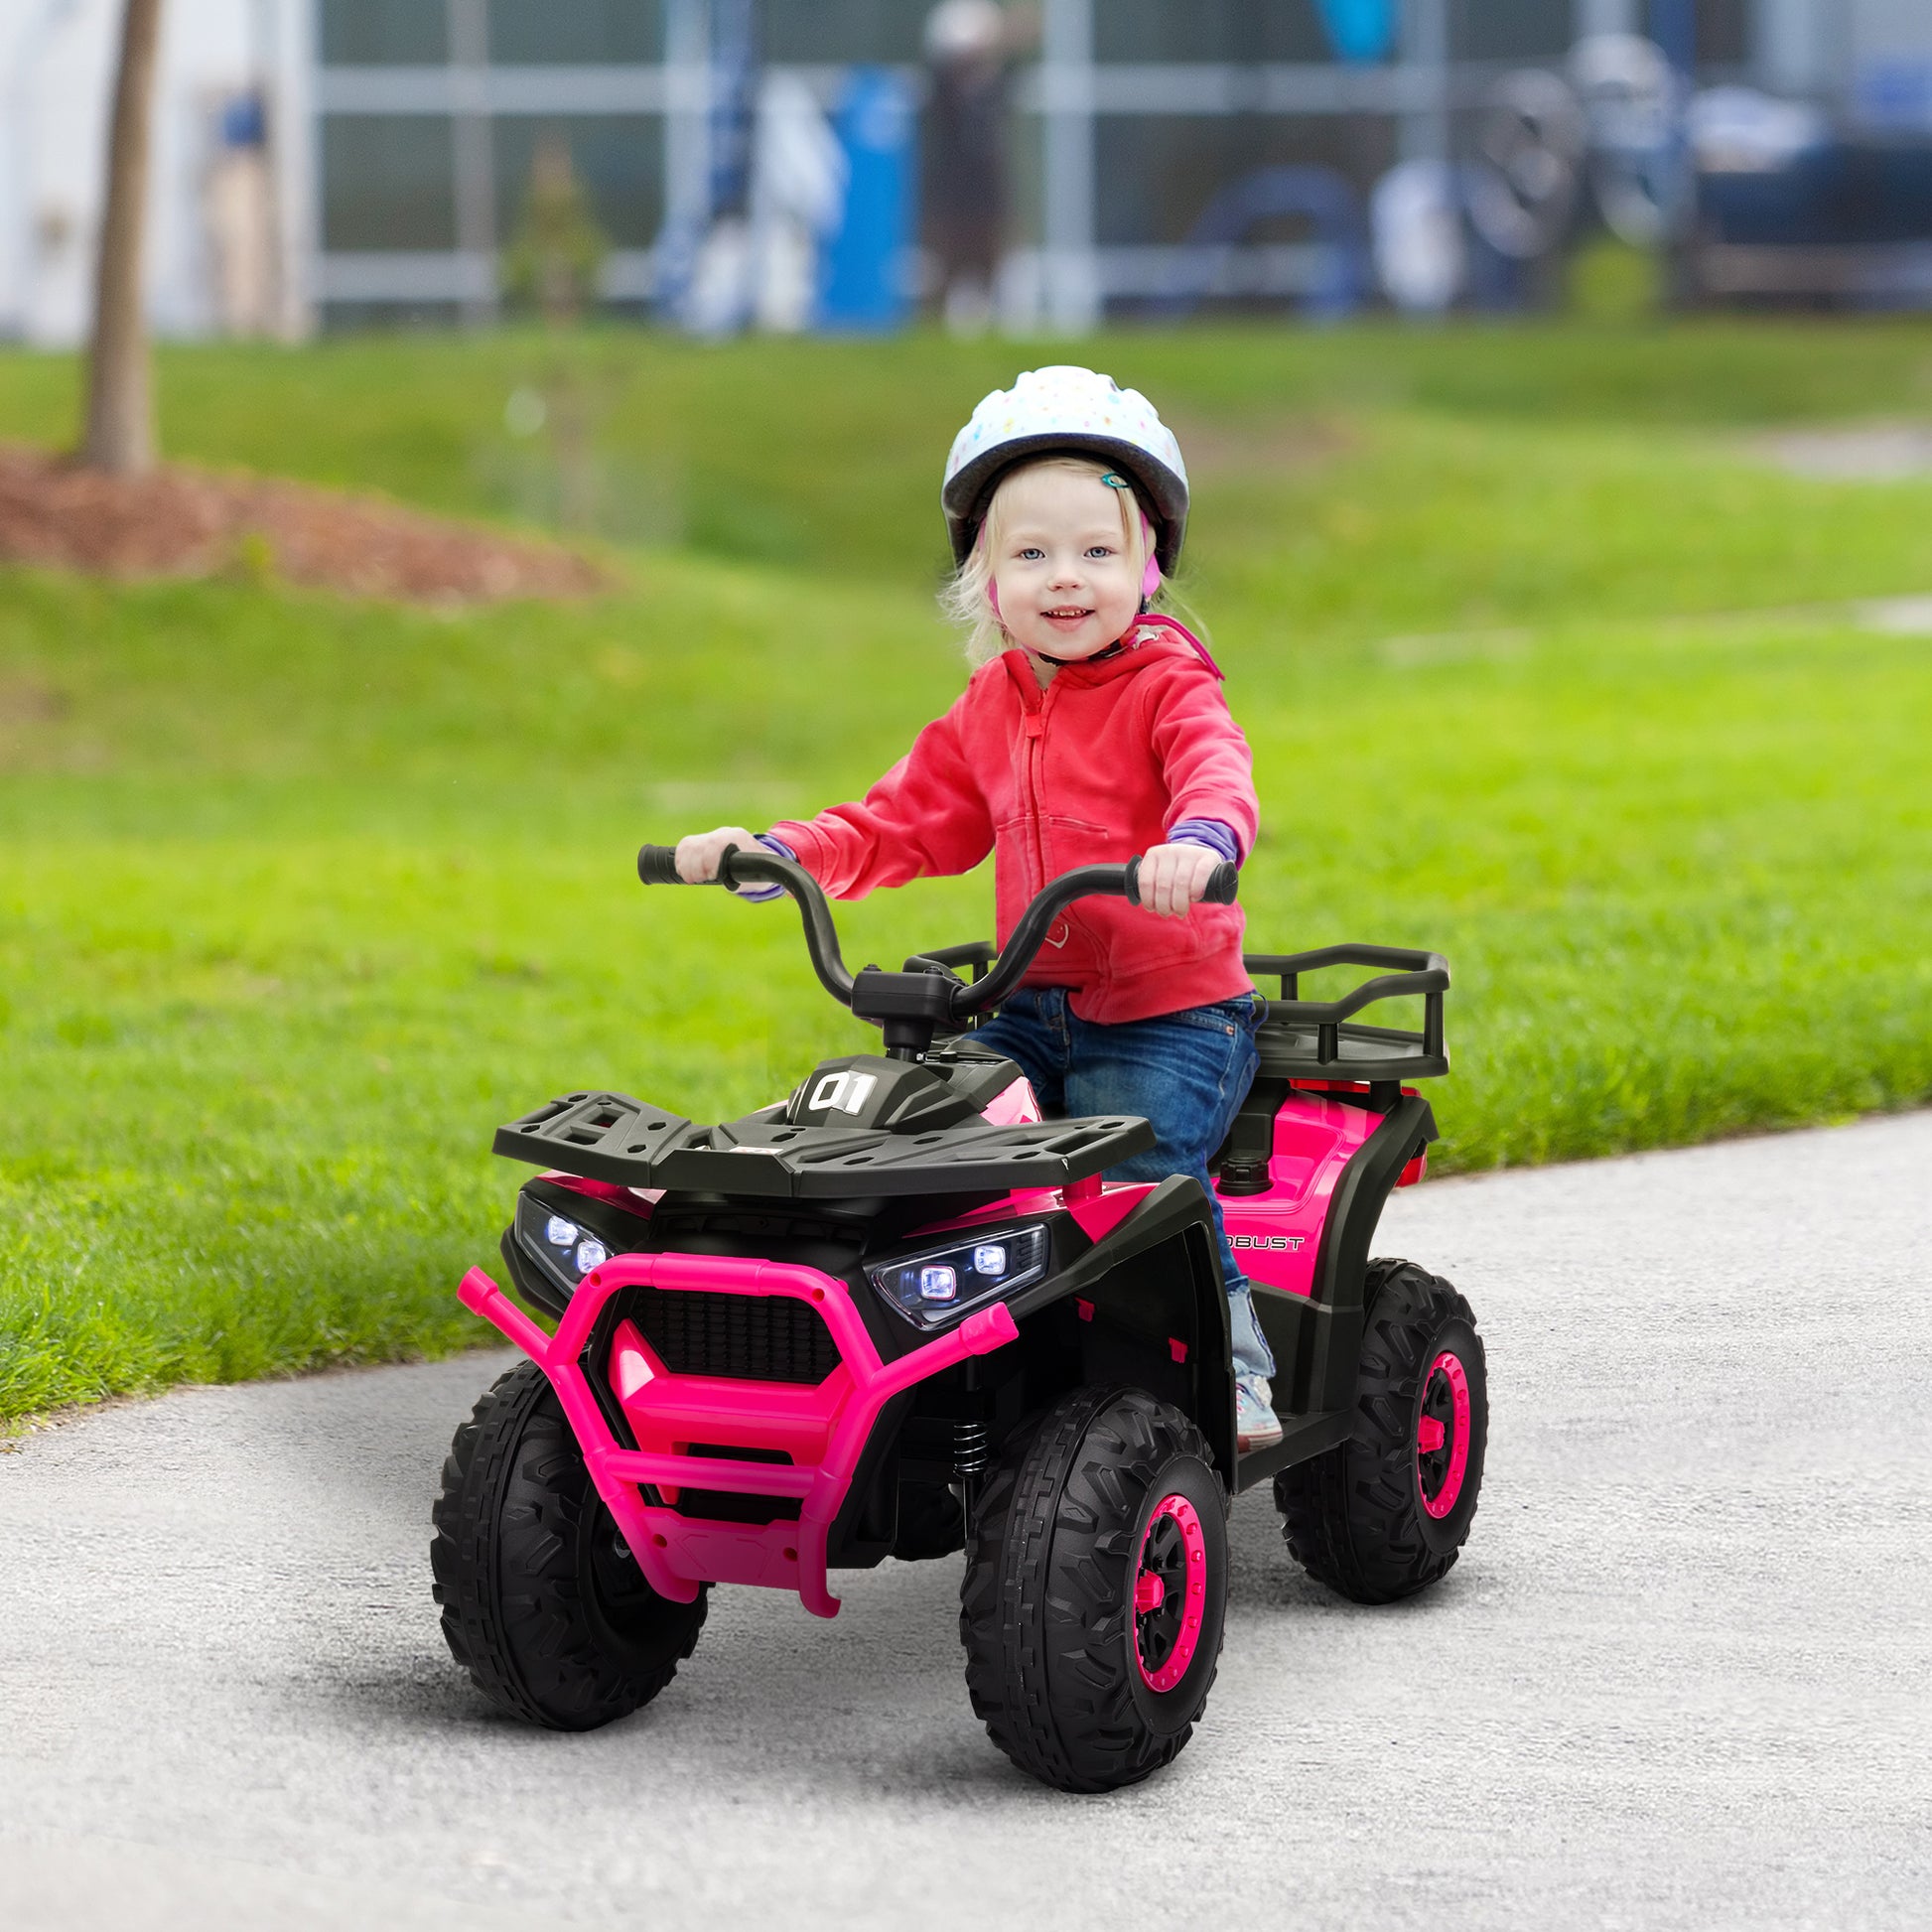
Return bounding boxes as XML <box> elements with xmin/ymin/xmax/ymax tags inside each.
<box><xmin>1243</xmin><ymin>944</ymin><xmax>1450</xmax><ymax>1083</ymax></box>
<box><xmin>493</xmin><ymin>1090</ymin><xmax>1156</xmax><ymax>1198</ymax></box>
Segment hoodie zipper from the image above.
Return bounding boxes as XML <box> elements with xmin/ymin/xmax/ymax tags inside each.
<box><xmin>1023</xmin><ymin>673</ymin><xmax>1065</xmax><ymax>945</ymax></box>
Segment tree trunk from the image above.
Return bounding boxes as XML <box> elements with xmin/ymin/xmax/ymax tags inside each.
<box><xmin>81</xmin><ymin>0</ymin><xmax>165</xmax><ymax>475</ymax></box>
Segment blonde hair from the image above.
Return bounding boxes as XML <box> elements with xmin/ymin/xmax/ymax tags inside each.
<box><xmin>939</xmin><ymin>454</ymin><xmax>1158</xmax><ymax>668</ymax></box>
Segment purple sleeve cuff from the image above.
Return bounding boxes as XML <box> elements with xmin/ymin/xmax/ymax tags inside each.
<box><xmin>1166</xmin><ymin>817</ymin><xmax>1242</xmax><ymax>867</ymax></box>
<box><xmin>736</xmin><ymin>833</ymin><xmax>797</xmax><ymax>902</ymax></box>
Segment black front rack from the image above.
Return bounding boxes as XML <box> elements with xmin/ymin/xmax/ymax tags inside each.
<box><xmin>1244</xmin><ymin>945</ymin><xmax>1450</xmax><ymax>1083</ymax></box>
<box><xmin>494</xmin><ymin>1090</ymin><xmax>1156</xmax><ymax>1199</ymax></box>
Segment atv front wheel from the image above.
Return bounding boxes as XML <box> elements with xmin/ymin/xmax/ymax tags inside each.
<box><xmin>432</xmin><ymin>1360</ymin><xmax>708</xmax><ymax>1729</ymax></box>
<box><xmin>960</xmin><ymin>1385</ymin><xmax>1228</xmax><ymax>1793</ymax></box>
<box><xmin>1275</xmin><ymin>1258</ymin><xmax>1487</xmax><ymax>1604</ymax></box>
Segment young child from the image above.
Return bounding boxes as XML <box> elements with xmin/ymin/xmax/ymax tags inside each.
<box><xmin>675</xmin><ymin>365</ymin><xmax>1281</xmax><ymax>1449</ymax></box>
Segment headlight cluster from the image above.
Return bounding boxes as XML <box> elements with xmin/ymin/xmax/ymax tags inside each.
<box><xmin>514</xmin><ymin>1192</ymin><xmax>614</xmax><ymax>1300</ymax></box>
<box><xmin>867</xmin><ymin>1223</ymin><xmax>1049</xmax><ymax>1330</ymax></box>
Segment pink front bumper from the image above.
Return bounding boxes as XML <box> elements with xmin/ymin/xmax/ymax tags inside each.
<box><xmin>459</xmin><ymin>1252</ymin><xmax>1019</xmax><ymax>1618</ymax></box>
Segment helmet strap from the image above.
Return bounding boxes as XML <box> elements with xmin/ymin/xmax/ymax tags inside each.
<box><xmin>1033</xmin><ymin>640</ymin><xmax>1127</xmax><ymax>668</ymax></box>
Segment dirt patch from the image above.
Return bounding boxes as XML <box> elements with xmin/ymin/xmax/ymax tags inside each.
<box><xmin>0</xmin><ymin>677</ymin><xmax>69</xmax><ymax>723</ymax></box>
<box><xmin>0</xmin><ymin>444</ymin><xmax>614</xmax><ymax>606</ymax></box>
<box><xmin>1164</xmin><ymin>412</ymin><xmax>1353</xmax><ymax>481</ymax></box>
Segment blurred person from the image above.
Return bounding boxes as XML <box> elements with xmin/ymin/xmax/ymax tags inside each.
<box><xmin>750</xmin><ymin>70</ymin><xmax>847</xmax><ymax>333</ymax></box>
<box><xmin>1371</xmin><ymin>160</ymin><xmax>1466</xmax><ymax>314</ymax></box>
<box><xmin>203</xmin><ymin>91</ymin><xmax>275</xmax><ymax>337</ymax></box>
<box><xmin>671</xmin><ymin>366</ymin><xmax>1284</xmax><ymax>1451</ymax></box>
<box><xmin>921</xmin><ymin>0</ymin><xmax>1024</xmax><ymax>333</ymax></box>
<box><xmin>677</xmin><ymin>0</ymin><xmax>761</xmax><ymax>336</ymax></box>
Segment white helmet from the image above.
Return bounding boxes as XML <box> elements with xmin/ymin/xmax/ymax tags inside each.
<box><xmin>942</xmin><ymin>365</ymin><xmax>1190</xmax><ymax>574</ymax></box>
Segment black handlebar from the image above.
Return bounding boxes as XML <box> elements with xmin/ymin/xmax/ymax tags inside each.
<box><xmin>636</xmin><ymin>843</ymin><xmax>684</xmax><ymax>887</ymax></box>
<box><xmin>637</xmin><ymin>844</ymin><xmax>858</xmax><ymax>1005</ymax></box>
<box><xmin>960</xmin><ymin>860</ymin><xmax>1230</xmax><ymax>1014</ymax></box>
<box><xmin>634</xmin><ymin>842</ymin><xmax>1238</xmax><ymax>1032</ymax></box>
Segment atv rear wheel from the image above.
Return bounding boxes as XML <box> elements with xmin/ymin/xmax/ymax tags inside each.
<box><xmin>1275</xmin><ymin>1258</ymin><xmax>1487</xmax><ymax>1604</ymax></box>
<box><xmin>960</xmin><ymin>1385</ymin><xmax>1227</xmax><ymax>1793</ymax></box>
<box><xmin>432</xmin><ymin>1360</ymin><xmax>708</xmax><ymax>1729</ymax></box>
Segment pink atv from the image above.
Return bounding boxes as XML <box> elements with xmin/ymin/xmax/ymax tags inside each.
<box><xmin>433</xmin><ymin>845</ymin><xmax>1487</xmax><ymax>1793</ymax></box>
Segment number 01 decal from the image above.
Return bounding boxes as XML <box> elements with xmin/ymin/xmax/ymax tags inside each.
<box><xmin>809</xmin><ymin>1070</ymin><xmax>879</xmax><ymax>1116</ymax></box>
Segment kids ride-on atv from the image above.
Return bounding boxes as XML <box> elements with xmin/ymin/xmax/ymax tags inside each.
<box><xmin>433</xmin><ymin>845</ymin><xmax>1486</xmax><ymax>1793</ymax></box>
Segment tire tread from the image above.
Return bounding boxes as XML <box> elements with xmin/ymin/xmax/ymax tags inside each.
<box><xmin>960</xmin><ymin>1386</ymin><xmax>1225</xmax><ymax>1793</ymax></box>
<box><xmin>431</xmin><ymin>1361</ymin><xmax>706</xmax><ymax>1729</ymax></box>
<box><xmin>1275</xmin><ymin>1259</ymin><xmax>1487</xmax><ymax>1605</ymax></box>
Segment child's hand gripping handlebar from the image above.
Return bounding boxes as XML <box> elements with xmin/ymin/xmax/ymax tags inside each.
<box><xmin>634</xmin><ymin>843</ymin><xmax>1237</xmax><ymax>1035</ymax></box>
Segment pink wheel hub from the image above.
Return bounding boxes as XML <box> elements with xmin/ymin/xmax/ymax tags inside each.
<box><xmin>1132</xmin><ymin>1492</ymin><xmax>1206</xmax><ymax>1693</ymax></box>
<box><xmin>1417</xmin><ymin>1349</ymin><xmax>1471</xmax><ymax>1520</ymax></box>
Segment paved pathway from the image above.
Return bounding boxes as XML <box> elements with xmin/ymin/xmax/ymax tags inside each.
<box><xmin>3</xmin><ymin>1113</ymin><xmax>1929</xmax><ymax>1930</ymax></box>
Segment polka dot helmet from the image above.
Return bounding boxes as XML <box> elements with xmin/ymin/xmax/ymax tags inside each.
<box><xmin>941</xmin><ymin>365</ymin><xmax>1190</xmax><ymax>574</ymax></box>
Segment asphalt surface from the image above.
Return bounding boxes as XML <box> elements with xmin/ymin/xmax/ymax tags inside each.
<box><xmin>3</xmin><ymin>1112</ymin><xmax>1929</xmax><ymax>1931</ymax></box>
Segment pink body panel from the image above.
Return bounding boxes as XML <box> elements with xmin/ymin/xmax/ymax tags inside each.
<box><xmin>1215</xmin><ymin>1089</ymin><xmax>1382</xmax><ymax>1298</ymax></box>
<box><xmin>981</xmin><ymin>1076</ymin><xmax>1042</xmax><ymax>1126</ymax></box>
<box><xmin>918</xmin><ymin>1087</ymin><xmax>1400</xmax><ymax>1283</ymax></box>
<box><xmin>459</xmin><ymin>1253</ymin><xmax>1018</xmax><ymax>1620</ymax></box>
<box><xmin>544</xmin><ymin>1173</ymin><xmax>662</xmax><ymax>1214</ymax></box>
<box><xmin>1067</xmin><ymin>1184</ymin><xmax>1153</xmax><ymax>1242</ymax></box>
<box><xmin>909</xmin><ymin>1179</ymin><xmax>1155</xmax><ymax>1245</ymax></box>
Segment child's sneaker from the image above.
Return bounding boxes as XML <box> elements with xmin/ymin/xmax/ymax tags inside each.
<box><xmin>1236</xmin><ymin>1375</ymin><xmax>1283</xmax><ymax>1452</ymax></box>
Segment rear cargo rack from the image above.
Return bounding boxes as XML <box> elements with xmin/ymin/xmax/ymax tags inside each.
<box><xmin>1243</xmin><ymin>944</ymin><xmax>1449</xmax><ymax>1083</ymax></box>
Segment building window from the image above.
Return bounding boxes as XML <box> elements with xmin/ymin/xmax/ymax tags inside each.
<box><xmin>1450</xmin><ymin>0</ymin><xmax>1570</xmax><ymax>63</ymax></box>
<box><xmin>759</xmin><ymin>0</ymin><xmax>928</xmax><ymax>65</ymax></box>
<box><xmin>1095</xmin><ymin>112</ymin><xmax>1392</xmax><ymax>246</ymax></box>
<box><xmin>322</xmin><ymin>115</ymin><xmax>457</xmax><ymax>249</ymax></box>
<box><xmin>1696</xmin><ymin>0</ymin><xmax>1749</xmax><ymax>66</ymax></box>
<box><xmin>494</xmin><ymin>117</ymin><xmax>665</xmax><ymax>247</ymax></box>
<box><xmin>320</xmin><ymin>0</ymin><xmax>448</xmax><ymax>66</ymax></box>
<box><xmin>1096</xmin><ymin>1</ymin><xmax>1336</xmax><ymax>65</ymax></box>
<box><xmin>486</xmin><ymin>0</ymin><xmax>663</xmax><ymax>64</ymax></box>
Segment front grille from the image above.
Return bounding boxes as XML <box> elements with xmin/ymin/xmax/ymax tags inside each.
<box><xmin>636</xmin><ymin>1288</ymin><xmax>841</xmax><ymax>1384</ymax></box>
<box><xmin>674</xmin><ymin>1444</ymin><xmax>801</xmax><ymax>1525</ymax></box>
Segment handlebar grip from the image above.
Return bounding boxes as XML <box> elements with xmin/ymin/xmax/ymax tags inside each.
<box><xmin>1122</xmin><ymin>855</ymin><xmax>1241</xmax><ymax>907</ymax></box>
<box><xmin>636</xmin><ymin>844</ymin><xmax>685</xmax><ymax>886</ymax></box>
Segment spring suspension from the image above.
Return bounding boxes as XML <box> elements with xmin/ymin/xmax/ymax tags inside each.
<box><xmin>951</xmin><ymin>1419</ymin><xmax>992</xmax><ymax>1483</ymax></box>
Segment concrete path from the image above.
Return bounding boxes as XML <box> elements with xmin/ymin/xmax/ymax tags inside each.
<box><xmin>3</xmin><ymin>1113</ymin><xmax>1929</xmax><ymax>1931</ymax></box>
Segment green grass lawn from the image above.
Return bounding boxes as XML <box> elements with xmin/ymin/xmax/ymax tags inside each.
<box><xmin>3</xmin><ymin>322</ymin><xmax>1931</xmax><ymax>1421</ymax></box>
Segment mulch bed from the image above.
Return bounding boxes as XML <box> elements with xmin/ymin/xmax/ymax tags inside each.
<box><xmin>0</xmin><ymin>444</ymin><xmax>612</xmax><ymax>606</ymax></box>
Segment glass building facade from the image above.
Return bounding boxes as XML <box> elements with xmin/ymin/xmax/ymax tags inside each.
<box><xmin>307</xmin><ymin>0</ymin><xmax>1900</xmax><ymax>326</ymax></box>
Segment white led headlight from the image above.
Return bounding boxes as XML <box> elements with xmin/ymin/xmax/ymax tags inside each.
<box><xmin>867</xmin><ymin>1224</ymin><xmax>1050</xmax><ymax>1329</ymax></box>
<box><xmin>515</xmin><ymin>1193</ymin><xmax>621</xmax><ymax>1301</ymax></box>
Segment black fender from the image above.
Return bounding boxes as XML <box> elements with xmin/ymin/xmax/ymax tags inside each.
<box><xmin>1004</xmin><ymin>1176</ymin><xmax>1237</xmax><ymax>1485</ymax></box>
<box><xmin>829</xmin><ymin>1186</ymin><xmax>1234</xmax><ymax>1562</ymax></box>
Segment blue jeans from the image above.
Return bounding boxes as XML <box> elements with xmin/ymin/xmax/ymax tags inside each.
<box><xmin>970</xmin><ymin>986</ymin><xmax>1277</xmax><ymax>1388</ymax></box>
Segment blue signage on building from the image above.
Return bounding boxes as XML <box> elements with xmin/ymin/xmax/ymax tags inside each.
<box><xmin>1315</xmin><ymin>0</ymin><xmax>1396</xmax><ymax>66</ymax></box>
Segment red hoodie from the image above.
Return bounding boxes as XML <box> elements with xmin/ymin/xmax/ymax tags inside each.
<box><xmin>770</xmin><ymin>617</ymin><xmax>1259</xmax><ymax>1025</ymax></box>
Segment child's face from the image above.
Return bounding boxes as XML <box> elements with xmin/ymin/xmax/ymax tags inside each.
<box><xmin>988</xmin><ymin>466</ymin><xmax>1143</xmax><ymax>661</ymax></box>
